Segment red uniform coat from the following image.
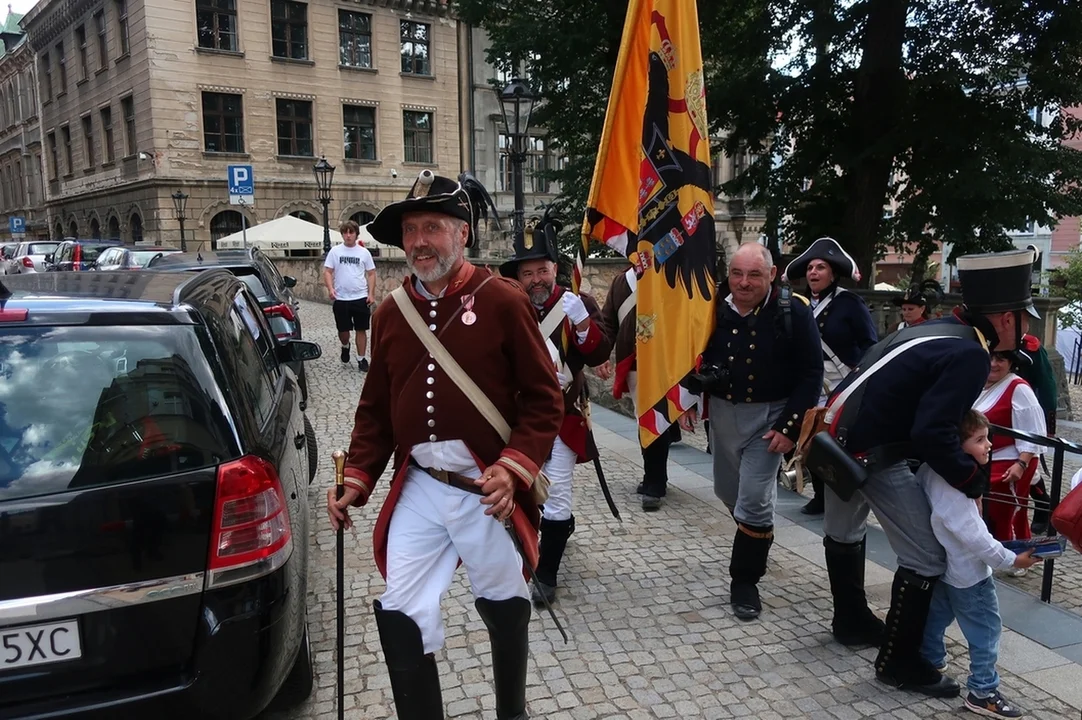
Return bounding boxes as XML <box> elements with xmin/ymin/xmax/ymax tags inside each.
<box><xmin>598</xmin><ymin>269</ymin><xmax>638</xmax><ymax>401</ymax></box>
<box><xmin>535</xmin><ymin>287</ymin><xmax>612</xmax><ymax>462</ymax></box>
<box><xmin>343</xmin><ymin>262</ymin><xmax>564</xmax><ymax>576</ymax></box>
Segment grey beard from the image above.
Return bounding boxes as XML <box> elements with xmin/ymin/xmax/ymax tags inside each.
<box><xmin>529</xmin><ymin>284</ymin><xmax>554</xmax><ymax>306</ymax></box>
<box><xmin>408</xmin><ymin>245</ymin><xmax>462</xmax><ymax>283</ymax></box>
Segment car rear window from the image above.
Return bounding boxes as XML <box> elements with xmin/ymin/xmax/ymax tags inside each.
<box><xmin>0</xmin><ymin>325</ymin><xmax>237</xmax><ymax>501</ymax></box>
<box><xmin>131</xmin><ymin>250</ymin><xmax>178</xmax><ymax>267</ymax></box>
<box><xmin>26</xmin><ymin>243</ymin><xmax>58</xmax><ymax>255</ymax></box>
<box><xmin>77</xmin><ymin>244</ymin><xmax>113</xmax><ymax>262</ymax></box>
<box><xmin>233</xmin><ymin>269</ymin><xmax>273</xmax><ymax>301</ymax></box>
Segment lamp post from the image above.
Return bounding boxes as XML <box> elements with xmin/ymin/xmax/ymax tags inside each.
<box><xmin>171</xmin><ymin>190</ymin><xmax>189</xmax><ymax>252</ymax></box>
<box><xmin>496</xmin><ymin>78</ymin><xmax>538</xmax><ymax>247</ymax></box>
<box><xmin>314</xmin><ymin>155</ymin><xmax>336</xmax><ymax>255</ymax></box>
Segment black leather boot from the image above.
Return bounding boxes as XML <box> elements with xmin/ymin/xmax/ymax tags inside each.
<box><xmin>1031</xmin><ymin>477</ymin><xmax>1050</xmax><ymax>535</ymax></box>
<box><xmin>476</xmin><ymin>597</ymin><xmax>531</xmax><ymax>720</ymax></box>
<box><xmin>729</xmin><ymin>523</ymin><xmax>774</xmax><ymax>621</ymax></box>
<box><xmin>373</xmin><ymin>600</ymin><xmax>444</xmax><ymax>719</ymax></box>
<box><xmin>801</xmin><ymin>474</ymin><xmax>824</xmax><ymax>515</ymax></box>
<box><xmin>823</xmin><ymin>536</ymin><xmax>885</xmax><ymax>647</ymax></box>
<box><xmin>531</xmin><ymin>516</ymin><xmax>574</xmax><ymax>606</ymax></box>
<box><xmin>874</xmin><ymin>569</ymin><xmax>960</xmax><ymax>698</ymax></box>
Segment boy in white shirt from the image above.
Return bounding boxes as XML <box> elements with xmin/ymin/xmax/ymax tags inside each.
<box><xmin>323</xmin><ymin>220</ymin><xmax>377</xmax><ymax>371</ymax></box>
<box><xmin>918</xmin><ymin>409</ymin><xmax>1040</xmax><ymax>718</ymax></box>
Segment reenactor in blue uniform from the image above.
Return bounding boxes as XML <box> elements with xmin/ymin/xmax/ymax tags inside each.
<box><xmin>817</xmin><ymin>249</ymin><xmax>1039</xmax><ymax>699</ymax></box>
<box><xmin>783</xmin><ymin>237</ymin><xmax>878</xmax><ymax>515</ymax></box>
<box><xmin>696</xmin><ymin>243</ymin><xmax>824</xmax><ymax>621</ymax></box>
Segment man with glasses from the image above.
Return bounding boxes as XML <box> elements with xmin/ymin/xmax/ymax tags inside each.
<box><xmin>695</xmin><ymin>243</ymin><xmax>823</xmax><ymax>621</ymax></box>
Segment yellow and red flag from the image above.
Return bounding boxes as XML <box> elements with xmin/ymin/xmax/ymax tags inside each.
<box><xmin>578</xmin><ymin>0</ymin><xmax>717</xmax><ymax>447</ymax></box>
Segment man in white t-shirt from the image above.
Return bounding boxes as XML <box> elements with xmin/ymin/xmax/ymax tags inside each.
<box><xmin>323</xmin><ymin>220</ymin><xmax>377</xmax><ymax>371</ymax></box>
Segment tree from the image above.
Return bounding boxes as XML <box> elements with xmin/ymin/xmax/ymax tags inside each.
<box><xmin>457</xmin><ymin>0</ymin><xmax>1082</xmax><ymax>284</ymax></box>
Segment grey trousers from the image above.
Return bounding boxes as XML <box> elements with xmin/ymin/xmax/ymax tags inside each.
<box><xmin>709</xmin><ymin>397</ymin><xmax>787</xmax><ymax>527</ymax></box>
<box><xmin>823</xmin><ymin>461</ymin><xmax>947</xmax><ymax>577</ymax></box>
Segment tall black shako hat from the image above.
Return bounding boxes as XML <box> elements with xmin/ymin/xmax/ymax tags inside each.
<box><xmin>957</xmin><ymin>248</ymin><xmax>1040</xmax><ymax>320</ymax></box>
<box><xmin>782</xmin><ymin>237</ymin><xmax>862</xmax><ymax>283</ymax></box>
<box><xmin>499</xmin><ymin>205</ymin><xmax>562</xmax><ymax>279</ymax></box>
<box><xmin>367</xmin><ymin>170</ymin><xmax>499</xmax><ymax>249</ymax></box>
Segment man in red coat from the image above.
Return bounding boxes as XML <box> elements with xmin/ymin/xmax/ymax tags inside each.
<box><xmin>499</xmin><ymin>209</ymin><xmax>612</xmax><ymax>606</ymax></box>
<box><xmin>326</xmin><ymin>171</ymin><xmax>563</xmax><ymax>720</ymax></box>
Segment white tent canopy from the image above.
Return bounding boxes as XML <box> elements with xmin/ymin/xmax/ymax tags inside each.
<box><xmin>213</xmin><ymin>214</ymin><xmax>401</xmax><ymax>257</ymax></box>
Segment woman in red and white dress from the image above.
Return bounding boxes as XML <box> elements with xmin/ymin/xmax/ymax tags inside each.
<box><xmin>973</xmin><ymin>350</ymin><xmax>1047</xmax><ymax>547</ymax></box>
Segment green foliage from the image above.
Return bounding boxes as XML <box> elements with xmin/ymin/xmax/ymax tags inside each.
<box><xmin>456</xmin><ymin>0</ymin><xmax>1082</xmax><ymax>283</ymax></box>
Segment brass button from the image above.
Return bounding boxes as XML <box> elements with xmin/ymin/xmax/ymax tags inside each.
<box><xmin>429</xmin><ymin>310</ymin><xmax>437</xmax><ymax>318</ymax></box>
<box><xmin>745</xmin><ymin>398</ymin><xmax>752</xmax><ymax>403</ymax></box>
<box><xmin>427</xmin><ymin>406</ymin><xmax>435</xmax><ymax>413</ymax></box>
<box><xmin>787</xmin><ymin>420</ymin><xmax>794</xmax><ymax>426</ymax></box>
<box><xmin>746</xmin><ymin>359</ymin><xmax>752</xmax><ymax>364</ymax></box>
<box><xmin>726</xmin><ymin>394</ymin><xmax>732</xmax><ymax>400</ymax></box>
<box><xmin>749</xmin><ymin>375</ymin><xmax>755</xmax><ymax>380</ymax></box>
<box><xmin>749</xmin><ymin>344</ymin><xmax>756</xmax><ymax>350</ymax></box>
<box><xmin>427</xmin><ymin>419</ymin><xmax>435</xmax><ymax>428</ymax></box>
<box><xmin>729</xmin><ymin>356</ymin><xmax>734</xmax><ymax>362</ymax></box>
<box><xmin>782</xmin><ymin>428</ymin><xmax>789</xmax><ymax>434</ymax></box>
<box><xmin>750</xmin><ymin>330</ymin><xmax>756</xmax><ymax>336</ymax></box>
<box><xmin>747</xmin><ymin>388</ymin><xmax>753</xmax><ymax>393</ymax></box>
<box><xmin>429</xmin><ymin>434</ymin><xmax>437</xmax><ymax>442</ymax></box>
<box><xmin>426</xmin><ymin>391</ymin><xmax>434</xmax><ymax>399</ymax></box>
<box><xmin>732</xmin><ymin>329</ymin><xmax>738</xmax><ymax>335</ymax></box>
<box><xmin>428</xmin><ymin>324</ymin><xmax>437</xmax><ymax>331</ymax></box>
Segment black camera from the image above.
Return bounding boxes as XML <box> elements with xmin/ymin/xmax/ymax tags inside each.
<box><xmin>687</xmin><ymin>363</ymin><xmax>730</xmax><ymax>395</ymax></box>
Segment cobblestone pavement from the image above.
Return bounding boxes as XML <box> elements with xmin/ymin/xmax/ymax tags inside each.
<box><xmin>263</xmin><ymin>299</ymin><xmax>1080</xmax><ymax>719</ymax></box>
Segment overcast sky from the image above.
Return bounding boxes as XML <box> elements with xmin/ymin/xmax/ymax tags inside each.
<box><xmin>7</xmin><ymin>1</ymin><xmax>37</xmax><ymax>16</ymax></box>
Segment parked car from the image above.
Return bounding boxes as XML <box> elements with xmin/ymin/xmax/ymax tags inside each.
<box><xmin>0</xmin><ymin>269</ymin><xmax>320</xmax><ymax>720</ymax></box>
<box><xmin>45</xmin><ymin>239</ymin><xmax>124</xmax><ymax>272</ymax></box>
<box><xmin>92</xmin><ymin>246</ymin><xmax>183</xmax><ymax>271</ymax></box>
<box><xmin>0</xmin><ymin>244</ymin><xmax>17</xmax><ymax>274</ymax></box>
<box><xmin>8</xmin><ymin>240</ymin><xmax>59</xmax><ymax>274</ymax></box>
<box><xmin>148</xmin><ymin>248</ymin><xmax>308</xmax><ymax>401</ymax></box>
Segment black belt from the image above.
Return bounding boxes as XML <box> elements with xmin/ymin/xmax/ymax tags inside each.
<box><xmin>854</xmin><ymin>442</ymin><xmax>914</xmax><ymax>471</ymax></box>
<box><xmin>408</xmin><ymin>459</ymin><xmax>485</xmax><ymax>496</ymax></box>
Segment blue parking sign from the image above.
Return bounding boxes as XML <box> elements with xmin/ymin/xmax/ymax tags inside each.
<box><xmin>227</xmin><ymin>165</ymin><xmax>254</xmax><ymax>206</ymax></box>
<box><xmin>9</xmin><ymin>216</ymin><xmax>25</xmax><ymax>234</ymax></box>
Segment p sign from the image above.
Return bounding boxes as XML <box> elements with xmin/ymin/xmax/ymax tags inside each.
<box><xmin>8</xmin><ymin>216</ymin><xmax>26</xmax><ymax>235</ymax></box>
<box><xmin>227</xmin><ymin>165</ymin><xmax>254</xmax><ymax>206</ymax></box>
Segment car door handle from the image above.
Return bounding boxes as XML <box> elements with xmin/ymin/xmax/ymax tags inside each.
<box><xmin>294</xmin><ymin>433</ymin><xmax>305</xmax><ymax>449</ymax></box>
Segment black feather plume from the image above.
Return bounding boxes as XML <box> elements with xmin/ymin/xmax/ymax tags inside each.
<box><xmin>458</xmin><ymin>172</ymin><xmax>502</xmax><ymax>235</ymax></box>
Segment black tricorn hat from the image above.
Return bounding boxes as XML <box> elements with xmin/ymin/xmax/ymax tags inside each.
<box><xmin>957</xmin><ymin>248</ymin><xmax>1040</xmax><ymax>319</ymax></box>
<box><xmin>892</xmin><ymin>286</ymin><xmax>928</xmax><ymax>307</ymax></box>
<box><xmin>499</xmin><ymin>206</ymin><xmax>562</xmax><ymax>279</ymax></box>
<box><xmin>782</xmin><ymin>237</ymin><xmax>862</xmax><ymax>283</ymax></box>
<box><xmin>367</xmin><ymin>170</ymin><xmax>499</xmax><ymax>249</ymax></box>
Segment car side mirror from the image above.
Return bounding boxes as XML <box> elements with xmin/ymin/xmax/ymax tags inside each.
<box><xmin>283</xmin><ymin>275</ymin><xmax>297</xmax><ymax>288</ymax></box>
<box><xmin>277</xmin><ymin>339</ymin><xmax>322</xmax><ymax>363</ymax></box>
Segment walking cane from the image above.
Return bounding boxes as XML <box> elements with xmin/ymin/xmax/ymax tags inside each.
<box><xmin>332</xmin><ymin>449</ymin><xmax>346</xmax><ymax>720</ymax></box>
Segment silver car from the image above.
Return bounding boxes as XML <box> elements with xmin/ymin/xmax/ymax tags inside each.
<box><xmin>10</xmin><ymin>241</ymin><xmax>60</xmax><ymax>273</ymax></box>
<box><xmin>0</xmin><ymin>243</ymin><xmax>17</xmax><ymax>274</ymax></box>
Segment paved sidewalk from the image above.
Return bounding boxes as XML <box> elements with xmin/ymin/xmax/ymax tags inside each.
<box><xmin>265</xmin><ymin>299</ymin><xmax>1082</xmax><ymax>719</ymax></box>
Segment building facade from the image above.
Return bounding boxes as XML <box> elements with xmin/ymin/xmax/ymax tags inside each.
<box><xmin>20</xmin><ymin>0</ymin><xmax>459</xmax><ymax>250</ymax></box>
<box><xmin>0</xmin><ymin>8</ymin><xmax>46</xmax><ymax>242</ymax></box>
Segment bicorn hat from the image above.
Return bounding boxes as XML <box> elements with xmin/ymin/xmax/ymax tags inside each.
<box><xmin>499</xmin><ymin>206</ymin><xmax>562</xmax><ymax>279</ymax></box>
<box><xmin>782</xmin><ymin>237</ymin><xmax>862</xmax><ymax>283</ymax></box>
<box><xmin>892</xmin><ymin>286</ymin><xmax>928</xmax><ymax>307</ymax></box>
<box><xmin>367</xmin><ymin>170</ymin><xmax>499</xmax><ymax>249</ymax></box>
<box><xmin>957</xmin><ymin>248</ymin><xmax>1039</xmax><ymax>319</ymax></box>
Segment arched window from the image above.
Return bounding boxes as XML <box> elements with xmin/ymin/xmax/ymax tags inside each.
<box><xmin>67</xmin><ymin>220</ymin><xmax>78</xmax><ymax>238</ymax></box>
<box><xmin>107</xmin><ymin>216</ymin><xmax>120</xmax><ymax>240</ymax></box>
<box><xmin>210</xmin><ymin>210</ymin><xmax>243</xmax><ymax>248</ymax></box>
<box><xmin>89</xmin><ymin>218</ymin><xmax>101</xmax><ymax>239</ymax></box>
<box><xmin>290</xmin><ymin>210</ymin><xmax>318</xmax><ymax>224</ymax></box>
<box><xmin>130</xmin><ymin>213</ymin><xmax>143</xmax><ymax>243</ymax></box>
<box><xmin>54</xmin><ymin>221</ymin><xmax>63</xmax><ymax>240</ymax></box>
<box><xmin>350</xmin><ymin>210</ymin><xmax>375</xmax><ymax>226</ymax></box>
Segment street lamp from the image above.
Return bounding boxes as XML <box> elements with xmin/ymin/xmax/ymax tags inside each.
<box><xmin>496</xmin><ymin>78</ymin><xmax>539</xmax><ymax>246</ymax></box>
<box><xmin>171</xmin><ymin>190</ymin><xmax>189</xmax><ymax>252</ymax></box>
<box><xmin>313</xmin><ymin>155</ymin><xmax>336</xmax><ymax>255</ymax></box>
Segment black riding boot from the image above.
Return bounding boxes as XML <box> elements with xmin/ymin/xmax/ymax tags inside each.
<box><xmin>1031</xmin><ymin>477</ymin><xmax>1050</xmax><ymax>535</ymax></box>
<box><xmin>531</xmin><ymin>516</ymin><xmax>574</xmax><ymax>606</ymax></box>
<box><xmin>823</xmin><ymin>536</ymin><xmax>885</xmax><ymax>647</ymax></box>
<box><xmin>801</xmin><ymin>474</ymin><xmax>824</xmax><ymax>515</ymax></box>
<box><xmin>476</xmin><ymin>597</ymin><xmax>531</xmax><ymax>720</ymax></box>
<box><xmin>373</xmin><ymin>601</ymin><xmax>444</xmax><ymax>720</ymax></box>
<box><xmin>874</xmin><ymin>569</ymin><xmax>960</xmax><ymax>698</ymax></box>
<box><xmin>729</xmin><ymin>523</ymin><xmax>774</xmax><ymax>621</ymax></box>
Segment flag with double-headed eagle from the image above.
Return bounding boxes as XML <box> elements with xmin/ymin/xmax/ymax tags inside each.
<box><xmin>578</xmin><ymin>0</ymin><xmax>717</xmax><ymax>448</ymax></box>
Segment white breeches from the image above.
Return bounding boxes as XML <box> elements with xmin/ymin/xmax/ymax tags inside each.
<box><xmin>541</xmin><ymin>436</ymin><xmax>577</xmax><ymax>522</ymax></box>
<box><xmin>379</xmin><ymin>469</ymin><xmax>528</xmax><ymax>654</ymax></box>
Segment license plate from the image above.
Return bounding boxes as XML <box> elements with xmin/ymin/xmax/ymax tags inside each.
<box><xmin>0</xmin><ymin>620</ymin><xmax>82</xmax><ymax>670</ymax></box>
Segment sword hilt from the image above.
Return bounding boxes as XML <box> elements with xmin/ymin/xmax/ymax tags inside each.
<box><xmin>333</xmin><ymin>450</ymin><xmax>346</xmax><ymax>501</ymax></box>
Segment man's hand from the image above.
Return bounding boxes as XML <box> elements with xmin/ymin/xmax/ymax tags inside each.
<box><xmin>327</xmin><ymin>485</ymin><xmax>361</xmax><ymax>530</ymax></box>
<box><xmin>1001</xmin><ymin>460</ymin><xmax>1026</xmax><ymax>484</ymax></box>
<box><xmin>678</xmin><ymin>408</ymin><xmax>698</xmax><ymax>433</ymax></box>
<box><xmin>1014</xmin><ymin>549</ymin><xmax>1041</xmax><ymax>569</ymax></box>
<box><xmin>562</xmin><ymin>292</ymin><xmax>591</xmax><ymax>328</ymax></box>
<box><xmin>595</xmin><ymin>360</ymin><xmax>613</xmax><ymax>380</ymax></box>
<box><xmin>475</xmin><ymin>464</ymin><xmax>517</xmax><ymax>522</ymax></box>
<box><xmin>367</xmin><ymin>295</ymin><xmax>375</xmax><ymax>305</ymax></box>
<box><xmin>763</xmin><ymin>429</ymin><xmax>795</xmax><ymax>455</ymax></box>
<box><xmin>327</xmin><ymin>287</ymin><xmax>337</xmax><ymax>301</ymax></box>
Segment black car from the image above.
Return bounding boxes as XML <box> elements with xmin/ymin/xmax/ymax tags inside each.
<box><xmin>0</xmin><ymin>270</ymin><xmax>321</xmax><ymax>719</ymax></box>
<box><xmin>147</xmin><ymin>248</ymin><xmax>307</xmax><ymax>401</ymax></box>
<box><xmin>46</xmin><ymin>239</ymin><xmax>125</xmax><ymax>272</ymax></box>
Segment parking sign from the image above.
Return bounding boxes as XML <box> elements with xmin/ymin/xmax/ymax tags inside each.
<box><xmin>227</xmin><ymin>165</ymin><xmax>254</xmax><ymax>206</ymax></box>
<box><xmin>9</xmin><ymin>216</ymin><xmax>25</xmax><ymax>235</ymax></box>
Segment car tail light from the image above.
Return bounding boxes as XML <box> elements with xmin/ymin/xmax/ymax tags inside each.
<box><xmin>21</xmin><ymin>257</ymin><xmax>33</xmax><ymax>269</ymax></box>
<box><xmin>0</xmin><ymin>308</ymin><xmax>28</xmax><ymax>322</ymax></box>
<box><xmin>206</xmin><ymin>455</ymin><xmax>293</xmax><ymax>588</ymax></box>
<box><xmin>263</xmin><ymin>303</ymin><xmax>298</xmax><ymax>340</ymax></box>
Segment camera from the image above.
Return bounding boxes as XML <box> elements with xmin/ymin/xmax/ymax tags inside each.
<box><xmin>687</xmin><ymin>363</ymin><xmax>730</xmax><ymax>395</ymax></box>
<box><xmin>390</xmin><ymin>168</ymin><xmax>398</xmax><ymax>178</ymax></box>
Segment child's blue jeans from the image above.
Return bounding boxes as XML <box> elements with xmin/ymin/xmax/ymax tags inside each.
<box><xmin>920</xmin><ymin>575</ymin><xmax>1002</xmax><ymax>696</ymax></box>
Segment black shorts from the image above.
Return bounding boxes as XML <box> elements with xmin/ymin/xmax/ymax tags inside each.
<box><xmin>333</xmin><ymin>298</ymin><xmax>371</xmax><ymax>332</ymax></box>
